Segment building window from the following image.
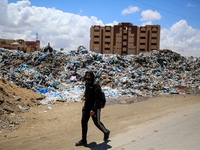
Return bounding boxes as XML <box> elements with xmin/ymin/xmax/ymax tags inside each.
<box><xmin>123</xmin><ymin>45</ymin><xmax>126</xmax><ymax>48</ymax></box>
<box><xmin>94</xmin><ymin>36</ymin><xmax>99</xmax><ymax>38</ymax></box>
<box><xmin>141</xmin><ymin>31</ymin><xmax>146</xmax><ymax>33</ymax></box>
<box><xmin>105</xmin><ymin>42</ymin><xmax>110</xmax><ymax>44</ymax></box>
<box><xmin>140</xmin><ymin>49</ymin><xmax>145</xmax><ymax>51</ymax></box>
<box><xmin>105</xmin><ymin>36</ymin><xmax>110</xmax><ymax>38</ymax></box>
<box><xmin>94</xmin><ymin>30</ymin><xmax>99</xmax><ymax>32</ymax></box>
<box><xmin>105</xmin><ymin>48</ymin><xmax>110</xmax><ymax>50</ymax></box>
<box><xmin>94</xmin><ymin>42</ymin><xmax>99</xmax><ymax>44</ymax></box>
<box><xmin>152</xmin><ymin>31</ymin><xmax>157</xmax><ymax>33</ymax></box>
<box><xmin>140</xmin><ymin>37</ymin><xmax>145</xmax><ymax>39</ymax></box>
<box><xmin>140</xmin><ymin>43</ymin><xmax>145</xmax><ymax>45</ymax></box>
<box><xmin>151</xmin><ymin>43</ymin><xmax>157</xmax><ymax>45</ymax></box>
<box><xmin>105</xmin><ymin>30</ymin><xmax>110</xmax><ymax>32</ymax></box>
<box><xmin>151</xmin><ymin>37</ymin><xmax>157</xmax><ymax>39</ymax></box>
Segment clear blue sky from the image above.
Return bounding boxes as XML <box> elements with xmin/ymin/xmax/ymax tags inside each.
<box><xmin>1</xmin><ymin>0</ymin><xmax>200</xmax><ymax>56</ymax></box>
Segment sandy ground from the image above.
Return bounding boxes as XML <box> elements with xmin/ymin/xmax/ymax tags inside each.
<box><xmin>0</xmin><ymin>94</ymin><xmax>200</xmax><ymax>150</ymax></box>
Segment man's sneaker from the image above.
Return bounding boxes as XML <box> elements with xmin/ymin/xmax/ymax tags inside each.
<box><xmin>104</xmin><ymin>130</ymin><xmax>110</xmax><ymax>141</ymax></box>
<box><xmin>75</xmin><ymin>139</ymin><xmax>87</xmax><ymax>146</ymax></box>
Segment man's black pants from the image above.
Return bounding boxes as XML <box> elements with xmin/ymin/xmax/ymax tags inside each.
<box><xmin>81</xmin><ymin>106</ymin><xmax>108</xmax><ymax>141</ymax></box>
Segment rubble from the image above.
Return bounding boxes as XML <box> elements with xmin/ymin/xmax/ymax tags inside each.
<box><xmin>0</xmin><ymin>47</ymin><xmax>200</xmax><ymax>105</ymax></box>
<box><xmin>1</xmin><ymin>46</ymin><xmax>200</xmax><ymax>131</ymax></box>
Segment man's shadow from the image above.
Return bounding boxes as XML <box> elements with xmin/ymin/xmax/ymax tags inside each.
<box><xmin>85</xmin><ymin>140</ymin><xmax>112</xmax><ymax>150</ymax></box>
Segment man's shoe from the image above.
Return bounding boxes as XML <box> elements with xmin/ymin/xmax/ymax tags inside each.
<box><xmin>75</xmin><ymin>139</ymin><xmax>87</xmax><ymax>146</ymax></box>
<box><xmin>104</xmin><ymin>130</ymin><xmax>110</xmax><ymax>141</ymax></box>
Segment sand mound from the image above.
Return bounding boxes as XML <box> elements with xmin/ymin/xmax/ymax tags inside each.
<box><xmin>0</xmin><ymin>78</ymin><xmax>45</xmax><ymax>130</ymax></box>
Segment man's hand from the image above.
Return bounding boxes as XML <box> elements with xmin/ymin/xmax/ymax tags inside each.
<box><xmin>90</xmin><ymin>110</ymin><xmax>95</xmax><ymax>116</ymax></box>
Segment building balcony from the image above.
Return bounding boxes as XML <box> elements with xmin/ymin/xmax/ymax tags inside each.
<box><xmin>151</xmin><ymin>39</ymin><xmax>157</xmax><ymax>43</ymax></box>
<box><xmin>140</xmin><ymin>33</ymin><xmax>146</xmax><ymax>37</ymax></box>
<box><xmin>151</xmin><ymin>46</ymin><xmax>157</xmax><ymax>49</ymax></box>
<box><xmin>105</xmin><ymin>38</ymin><xmax>110</xmax><ymax>42</ymax></box>
<box><xmin>139</xmin><ymin>45</ymin><xmax>146</xmax><ymax>49</ymax></box>
<box><xmin>94</xmin><ymin>37</ymin><xmax>99</xmax><ymax>40</ymax></box>
<box><xmin>123</xmin><ymin>30</ymin><xmax>127</xmax><ymax>34</ymax></box>
<box><xmin>105</xmin><ymin>32</ymin><xmax>110</xmax><ymax>36</ymax></box>
<box><xmin>123</xmin><ymin>36</ymin><xmax>127</xmax><ymax>40</ymax></box>
<box><xmin>94</xmin><ymin>43</ymin><xmax>100</xmax><ymax>46</ymax></box>
<box><xmin>140</xmin><ymin>39</ymin><xmax>146</xmax><ymax>43</ymax></box>
<box><xmin>94</xmin><ymin>32</ymin><xmax>100</xmax><ymax>36</ymax></box>
<box><xmin>104</xmin><ymin>45</ymin><xmax>110</xmax><ymax>48</ymax></box>
<box><xmin>123</xmin><ymin>47</ymin><xmax>127</xmax><ymax>52</ymax></box>
<box><xmin>123</xmin><ymin>41</ymin><xmax>127</xmax><ymax>45</ymax></box>
<box><xmin>152</xmin><ymin>33</ymin><xmax>157</xmax><ymax>37</ymax></box>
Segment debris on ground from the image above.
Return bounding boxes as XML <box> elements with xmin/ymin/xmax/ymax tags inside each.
<box><xmin>0</xmin><ymin>47</ymin><xmax>200</xmax><ymax>131</ymax></box>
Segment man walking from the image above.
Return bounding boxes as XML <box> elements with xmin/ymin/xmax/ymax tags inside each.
<box><xmin>76</xmin><ymin>70</ymin><xmax>110</xmax><ymax>146</ymax></box>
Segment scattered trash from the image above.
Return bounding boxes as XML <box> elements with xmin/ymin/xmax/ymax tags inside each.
<box><xmin>1</xmin><ymin>46</ymin><xmax>200</xmax><ymax>131</ymax></box>
<box><xmin>46</xmin><ymin>107</ymin><xmax>52</xmax><ymax>110</ymax></box>
<box><xmin>1</xmin><ymin>47</ymin><xmax>200</xmax><ymax>105</ymax></box>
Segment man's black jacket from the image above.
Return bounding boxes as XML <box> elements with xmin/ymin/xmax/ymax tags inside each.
<box><xmin>84</xmin><ymin>81</ymin><xmax>102</xmax><ymax>111</ymax></box>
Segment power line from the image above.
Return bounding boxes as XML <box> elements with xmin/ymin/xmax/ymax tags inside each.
<box><xmin>168</xmin><ymin>0</ymin><xmax>200</xmax><ymax>15</ymax></box>
<box><xmin>134</xmin><ymin>0</ymin><xmax>200</xmax><ymax>22</ymax></box>
<box><xmin>193</xmin><ymin>0</ymin><xmax>200</xmax><ymax>4</ymax></box>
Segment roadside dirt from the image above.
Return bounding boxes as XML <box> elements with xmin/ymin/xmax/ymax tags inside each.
<box><xmin>0</xmin><ymin>94</ymin><xmax>199</xmax><ymax>150</ymax></box>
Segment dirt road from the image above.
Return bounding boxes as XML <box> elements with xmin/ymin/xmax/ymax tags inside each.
<box><xmin>0</xmin><ymin>95</ymin><xmax>199</xmax><ymax>150</ymax></box>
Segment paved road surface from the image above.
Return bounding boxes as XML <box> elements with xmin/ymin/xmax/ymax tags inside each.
<box><xmin>91</xmin><ymin>106</ymin><xmax>200</xmax><ymax>150</ymax></box>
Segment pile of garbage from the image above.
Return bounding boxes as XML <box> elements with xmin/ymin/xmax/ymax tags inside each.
<box><xmin>1</xmin><ymin>47</ymin><xmax>200</xmax><ymax>105</ymax></box>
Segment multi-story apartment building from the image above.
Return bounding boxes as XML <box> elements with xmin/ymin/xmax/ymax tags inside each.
<box><xmin>90</xmin><ymin>22</ymin><xmax>160</xmax><ymax>55</ymax></box>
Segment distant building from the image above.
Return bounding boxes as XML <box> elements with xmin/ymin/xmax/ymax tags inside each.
<box><xmin>0</xmin><ymin>38</ymin><xmax>40</xmax><ymax>53</ymax></box>
<box><xmin>90</xmin><ymin>22</ymin><xmax>160</xmax><ymax>55</ymax></box>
